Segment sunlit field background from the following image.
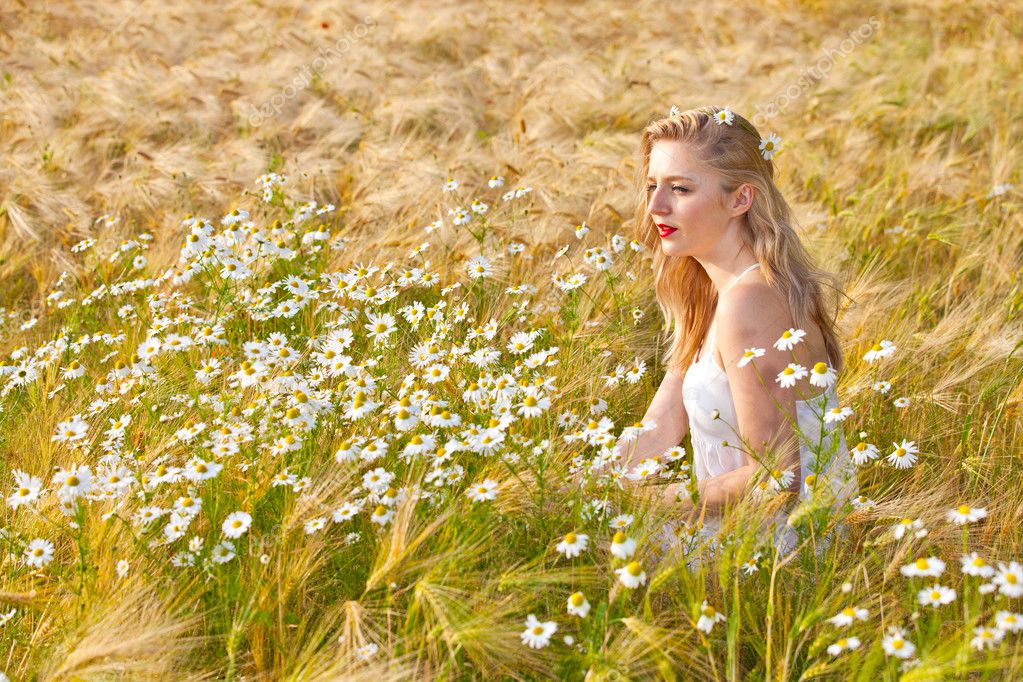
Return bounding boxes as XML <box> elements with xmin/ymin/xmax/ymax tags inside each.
<box><xmin>1</xmin><ymin>0</ymin><xmax>1022</xmax><ymax>679</ymax></box>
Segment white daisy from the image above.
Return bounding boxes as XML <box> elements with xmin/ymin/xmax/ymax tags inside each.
<box><xmin>465</xmin><ymin>255</ymin><xmax>493</xmax><ymax>279</ymax></box>
<box><xmin>211</xmin><ymin>540</ymin><xmax>236</xmax><ymax>564</ymax></box>
<box><xmin>616</xmin><ymin>561</ymin><xmax>647</xmax><ymax>588</ymax></box>
<box><xmin>609</xmin><ymin>513</ymin><xmax>634</xmax><ymax>530</ymax></box>
<box><xmin>759</xmin><ymin>132</ymin><xmax>781</xmax><ymax>160</ymax></box>
<box><xmin>993</xmin><ymin>561</ymin><xmax>1023</xmax><ymax>598</ymax></box>
<box><xmin>823</xmin><ymin>406</ymin><xmax>853</xmax><ymax>424</ymax></box>
<box><xmin>917</xmin><ymin>583</ymin><xmax>956</xmax><ymax>607</ymax></box>
<box><xmin>23</xmin><ymin>538</ymin><xmax>55</xmax><ymax>568</ymax></box>
<box><xmin>222</xmin><ymin>511</ymin><xmax>252</xmax><ymax>539</ymax></box>
<box><xmin>520</xmin><ymin>614</ymin><xmax>557</xmax><ymax>649</ymax></box>
<box><xmin>946</xmin><ymin>504</ymin><xmax>987</xmax><ymax>525</ymax></box>
<box><xmin>886</xmin><ymin>439</ymin><xmax>919</xmax><ymax>469</ymax></box>
<box><xmin>610</xmin><ymin>531</ymin><xmax>636</xmax><ymax>560</ymax></box>
<box><xmin>737</xmin><ymin>347</ymin><xmax>765</xmax><ymax>368</ymax></box>
<box><xmin>892</xmin><ymin>517</ymin><xmax>927</xmax><ymax>541</ymax></box>
<box><xmin>773</xmin><ymin>328</ymin><xmax>806</xmax><ymax>351</ymax></box>
<box><xmin>567</xmin><ymin>591</ymin><xmax>590</xmax><ymax>618</ymax></box>
<box><xmin>900</xmin><ymin>556</ymin><xmax>946</xmax><ymax>579</ymax></box>
<box><xmin>849</xmin><ymin>441</ymin><xmax>880</xmax><ymax>466</ymax></box>
<box><xmin>696</xmin><ymin>600</ymin><xmax>726</xmax><ymax>633</ymax></box>
<box><xmin>776</xmin><ymin>363</ymin><xmax>808</xmax><ymax>388</ymax></box>
<box><xmin>768</xmin><ymin>468</ymin><xmax>796</xmax><ymax>493</ymax></box>
<box><xmin>827</xmin><ymin>605</ymin><xmax>869</xmax><ymax>627</ymax></box>
<box><xmin>808</xmin><ymin>362</ymin><xmax>837</xmax><ymax>388</ymax></box>
<box><xmin>862</xmin><ymin>340</ymin><xmax>897</xmax><ymax>363</ymax></box>
<box><xmin>555</xmin><ymin>532</ymin><xmax>589</xmax><ymax>559</ymax></box>
<box><xmin>995</xmin><ymin>610</ymin><xmax>1023</xmax><ymax>633</ymax></box>
<box><xmin>850</xmin><ymin>494</ymin><xmax>876</xmax><ymax>510</ymax></box>
<box><xmin>881</xmin><ymin>626</ymin><xmax>915</xmax><ymax>659</ymax></box>
<box><xmin>713</xmin><ymin>106</ymin><xmax>735</xmax><ymax>125</ymax></box>
<box><xmin>370</xmin><ymin>504</ymin><xmax>394</xmax><ymax>526</ymax></box>
<box><xmin>466</xmin><ymin>479</ymin><xmax>499</xmax><ymax>502</ymax></box>
<box><xmin>971</xmin><ymin>625</ymin><xmax>1005</xmax><ymax>651</ymax></box>
<box><xmin>961</xmin><ymin>552</ymin><xmax>996</xmax><ymax>578</ymax></box>
<box><xmin>826</xmin><ymin>636</ymin><xmax>861</xmax><ymax>656</ymax></box>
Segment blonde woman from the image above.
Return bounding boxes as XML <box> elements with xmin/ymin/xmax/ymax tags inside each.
<box><xmin>622</xmin><ymin>105</ymin><xmax>858</xmax><ymax>555</ymax></box>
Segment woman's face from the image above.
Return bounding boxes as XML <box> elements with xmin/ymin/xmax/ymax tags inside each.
<box><xmin>646</xmin><ymin>139</ymin><xmax>742</xmax><ymax>259</ymax></box>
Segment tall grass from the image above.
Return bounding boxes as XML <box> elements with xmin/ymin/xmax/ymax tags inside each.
<box><xmin>0</xmin><ymin>0</ymin><xmax>1021</xmax><ymax>679</ymax></box>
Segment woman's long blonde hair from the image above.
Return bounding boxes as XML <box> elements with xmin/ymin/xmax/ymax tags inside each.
<box><xmin>634</xmin><ymin>105</ymin><xmax>845</xmax><ymax>378</ymax></box>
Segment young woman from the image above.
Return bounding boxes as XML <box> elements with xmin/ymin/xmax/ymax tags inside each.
<box><xmin>622</xmin><ymin>105</ymin><xmax>858</xmax><ymax>554</ymax></box>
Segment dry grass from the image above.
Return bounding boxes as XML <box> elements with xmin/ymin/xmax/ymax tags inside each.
<box><xmin>0</xmin><ymin>0</ymin><xmax>1021</xmax><ymax>679</ymax></box>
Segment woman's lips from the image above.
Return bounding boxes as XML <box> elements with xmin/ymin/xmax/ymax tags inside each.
<box><xmin>657</xmin><ymin>224</ymin><xmax>678</xmax><ymax>238</ymax></box>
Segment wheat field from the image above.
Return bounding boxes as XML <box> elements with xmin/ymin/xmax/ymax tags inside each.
<box><xmin>1</xmin><ymin>0</ymin><xmax>1022</xmax><ymax>679</ymax></box>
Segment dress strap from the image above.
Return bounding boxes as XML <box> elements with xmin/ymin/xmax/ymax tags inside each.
<box><xmin>720</xmin><ymin>263</ymin><xmax>760</xmax><ymax>296</ymax></box>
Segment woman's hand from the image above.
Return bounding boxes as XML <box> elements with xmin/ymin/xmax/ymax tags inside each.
<box><xmin>640</xmin><ymin>480</ymin><xmax>699</xmax><ymax>522</ymax></box>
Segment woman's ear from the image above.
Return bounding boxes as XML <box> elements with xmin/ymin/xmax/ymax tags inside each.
<box><xmin>731</xmin><ymin>184</ymin><xmax>754</xmax><ymax>216</ymax></box>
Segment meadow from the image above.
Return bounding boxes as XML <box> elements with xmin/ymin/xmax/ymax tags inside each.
<box><xmin>0</xmin><ymin>0</ymin><xmax>1022</xmax><ymax>679</ymax></box>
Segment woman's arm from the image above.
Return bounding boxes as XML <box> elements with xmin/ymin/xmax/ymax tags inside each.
<box><xmin>657</xmin><ymin>286</ymin><xmax>805</xmax><ymax>516</ymax></box>
<box><xmin>615</xmin><ymin>366</ymin><xmax>690</xmax><ymax>471</ymax></box>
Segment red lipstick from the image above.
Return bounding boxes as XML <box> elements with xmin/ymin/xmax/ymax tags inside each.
<box><xmin>657</xmin><ymin>223</ymin><xmax>677</xmax><ymax>238</ymax></box>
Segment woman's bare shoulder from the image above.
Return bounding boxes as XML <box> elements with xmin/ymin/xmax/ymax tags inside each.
<box><xmin>717</xmin><ymin>279</ymin><xmax>827</xmax><ymax>366</ymax></box>
<box><xmin>717</xmin><ymin>279</ymin><xmax>789</xmax><ymax>333</ymax></box>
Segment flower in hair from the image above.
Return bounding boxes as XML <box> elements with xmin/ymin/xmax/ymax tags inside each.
<box><xmin>759</xmin><ymin>132</ymin><xmax>782</xmax><ymax>160</ymax></box>
<box><xmin>668</xmin><ymin>105</ymin><xmax>680</xmax><ymax>117</ymax></box>
<box><xmin>713</xmin><ymin>106</ymin><xmax>735</xmax><ymax>126</ymax></box>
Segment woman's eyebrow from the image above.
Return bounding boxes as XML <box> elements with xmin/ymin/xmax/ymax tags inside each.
<box><xmin>646</xmin><ymin>174</ymin><xmax>696</xmax><ymax>182</ymax></box>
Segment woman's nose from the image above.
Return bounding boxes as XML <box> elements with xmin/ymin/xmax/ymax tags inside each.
<box><xmin>648</xmin><ymin>189</ymin><xmax>669</xmax><ymax>216</ymax></box>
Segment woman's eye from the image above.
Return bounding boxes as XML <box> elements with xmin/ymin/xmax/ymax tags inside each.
<box><xmin>645</xmin><ymin>184</ymin><xmax>688</xmax><ymax>193</ymax></box>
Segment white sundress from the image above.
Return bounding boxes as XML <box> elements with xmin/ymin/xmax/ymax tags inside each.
<box><xmin>668</xmin><ymin>263</ymin><xmax>859</xmax><ymax>558</ymax></box>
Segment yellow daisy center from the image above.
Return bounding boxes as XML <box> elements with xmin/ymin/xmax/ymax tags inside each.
<box><xmin>626</xmin><ymin>561</ymin><xmax>642</xmax><ymax>576</ymax></box>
